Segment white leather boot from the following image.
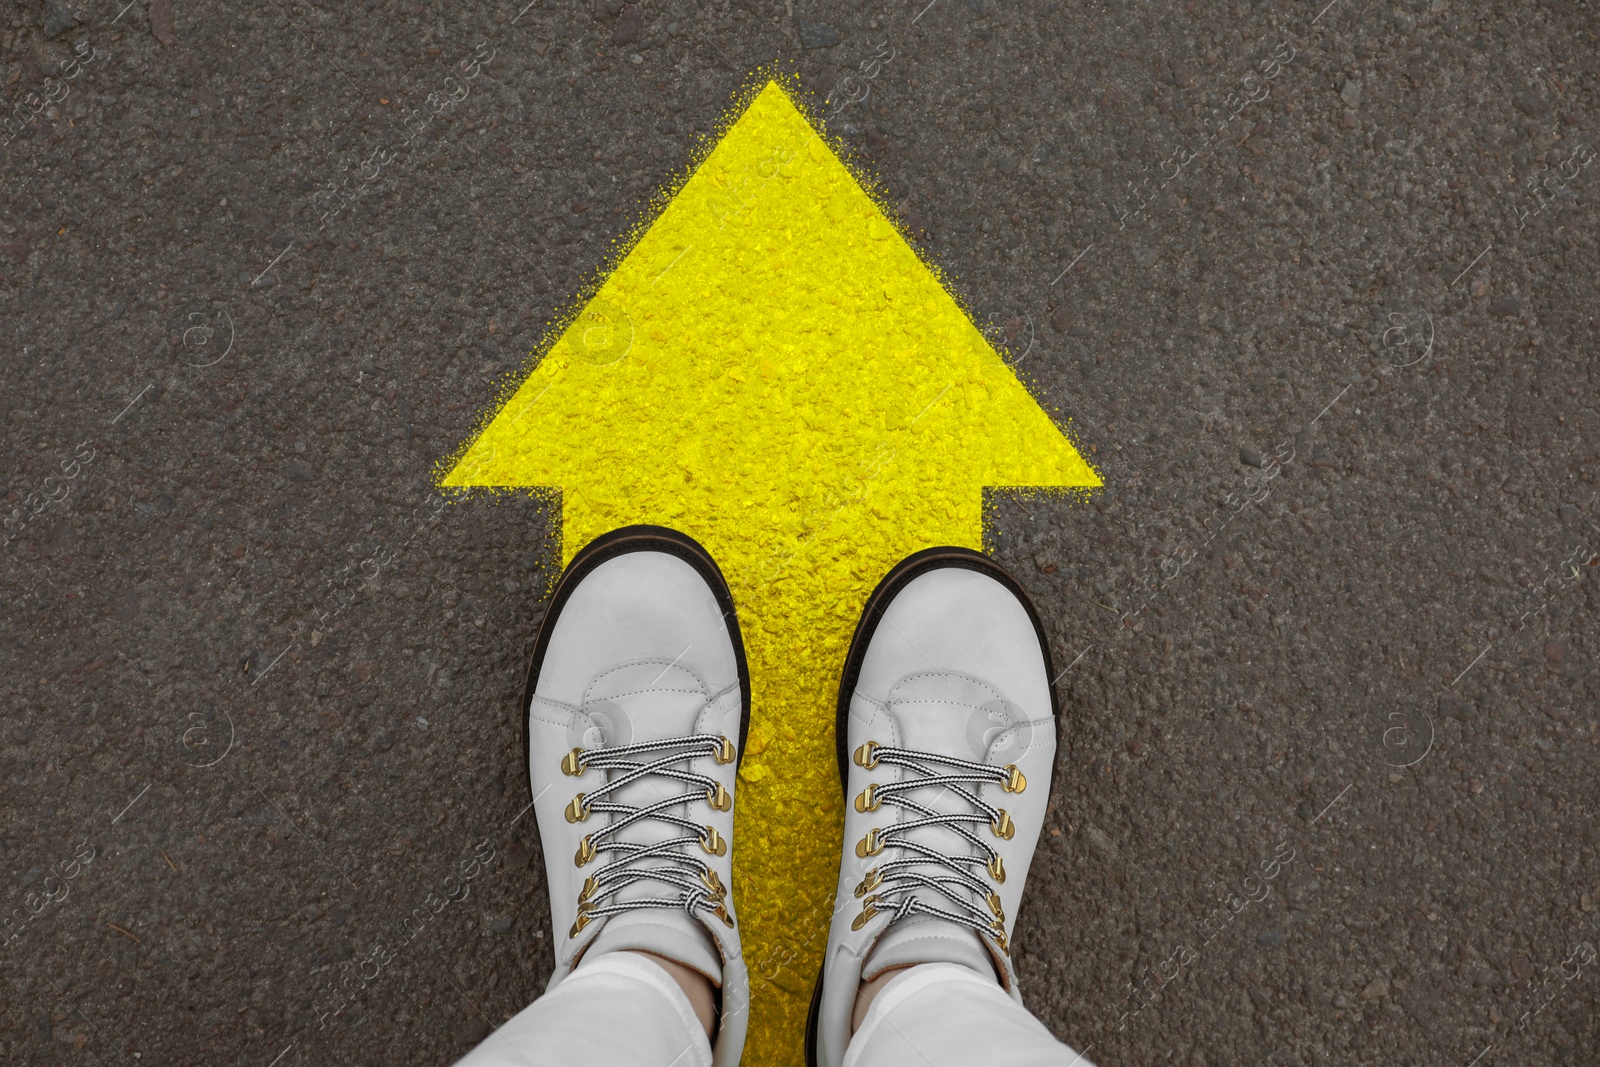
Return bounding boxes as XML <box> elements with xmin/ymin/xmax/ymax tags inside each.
<box><xmin>806</xmin><ymin>548</ymin><xmax>1058</xmax><ymax>1067</ymax></box>
<box><xmin>525</xmin><ymin>526</ymin><xmax>750</xmax><ymax>1067</ymax></box>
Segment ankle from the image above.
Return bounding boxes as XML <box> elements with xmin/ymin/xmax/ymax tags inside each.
<box><xmin>629</xmin><ymin>950</ymin><xmax>717</xmax><ymax>1039</ymax></box>
<box><xmin>850</xmin><ymin>963</ymin><xmax>911</xmax><ymax>1034</ymax></box>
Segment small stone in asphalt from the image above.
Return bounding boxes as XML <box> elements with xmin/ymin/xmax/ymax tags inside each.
<box><xmin>1515</xmin><ymin>94</ymin><xmax>1550</xmax><ymax>118</ymax></box>
<box><xmin>148</xmin><ymin>0</ymin><xmax>176</xmax><ymax>46</ymax></box>
<box><xmin>1360</xmin><ymin>976</ymin><xmax>1391</xmax><ymax>1000</ymax></box>
<box><xmin>612</xmin><ymin>5</ymin><xmax>642</xmax><ymax>45</ymax></box>
<box><xmin>1050</xmin><ymin>305</ymin><xmax>1070</xmax><ymax>333</ymax></box>
<box><xmin>485</xmin><ymin>915</ymin><xmax>515</xmax><ymax>934</ymax></box>
<box><xmin>1239</xmin><ymin>447</ymin><xmax>1266</xmax><ymax>468</ymax></box>
<box><xmin>1084</xmin><ymin>824</ymin><xmax>1117</xmax><ymax>858</ymax></box>
<box><xmin>460</xmin><ymin>1017</ymin><xmax>491</xmax><ymax>1045</ymax></box>
<box><xmin>1339</xmin><ymin>77</ymin><xmax>1362</xmax><ymax>108</ymax></box>
<box><xmin>798</xmin><ymin>21</ymin><xmax>841</xmax><ymax>49</ymax></box>
<box><xmin>42</xmin><ymin>0</ymin><xmax>75</xmax><ymax>38</ymax></box>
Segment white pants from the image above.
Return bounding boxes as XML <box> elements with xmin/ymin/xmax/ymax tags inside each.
<box><xmin>455</xmin><ymin>953</ymin><xmax>1094</xmax><ymax>1067</ymax></box>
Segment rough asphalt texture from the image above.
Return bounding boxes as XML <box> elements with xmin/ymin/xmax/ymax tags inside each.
<box><xmin>2</xmin><ymin>0</ymin><xmax>1597</xmax><ymax>1064</ymax></box>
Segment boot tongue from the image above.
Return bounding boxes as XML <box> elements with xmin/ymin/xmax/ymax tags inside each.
<box><xmin>579</xmin><ymin>659</ymin><xmax>711</xmax><ymax>841</ymax></box>
<box><xmin>861</xmin><ymin>671</ymin><xmax>1019</xmax><ymax>985</ymax></box>
<box><xmin>585</xmin><ymin>908</ymin><xmax>723</xmax><ymax>986</ymax></box>
<box><xmin>577</xmin><ymin>660</ymin><xmax>724</xmax><ymax>983</ymax></box>
<box><xmin>882</xmin><ymin>670</ymin><xmax>1014</xmax><ymax>849</ymax></box>
<box><xmin>861</xmin><ymin>914</ymin><xmax>997</xmax><ymax>984</ymax></box>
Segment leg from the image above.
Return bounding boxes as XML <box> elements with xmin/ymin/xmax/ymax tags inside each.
<box><xmin>638</xmin><ymin>950</ymin><xmax>717</xmax><ymax>1036</ymax></box>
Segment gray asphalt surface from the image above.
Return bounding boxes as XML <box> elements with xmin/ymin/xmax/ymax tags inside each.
<box><xmin>3</xmin><ymin>0</ymin><xmax>1598</xmax><ymax>1064</ymax></box>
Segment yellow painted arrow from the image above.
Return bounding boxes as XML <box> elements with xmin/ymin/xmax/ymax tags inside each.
<box><xmin>443</xmin><ymin>79</ymin><xmax>1099</xmax><ymax>1064</ymax></box>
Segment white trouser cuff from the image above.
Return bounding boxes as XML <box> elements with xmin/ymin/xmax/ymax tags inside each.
<box><xmin>844</xmin><ymin>962</ymin><xmax>1096</xmax><ymax>1067</ymax></box>
<box><xmin>453</xmin><ymin>951</ymin><xmax>712</xmax><ymax>1067</ymax></box>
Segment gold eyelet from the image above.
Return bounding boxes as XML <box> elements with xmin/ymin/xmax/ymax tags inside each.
<box><xmin>579</xmin><ymin>875</ymin><xmax>599</xmax><ymax>904</ymax></box>
<box><xmin>851</xmin><ymin>900</ymin><xmax>880</xmax><ymax>931</ymax></box>
<box><xmin>853</xmin><ymin>783</ymin><xmax>881</xmax><ymax>813</ymax></box>
<box><xmin>987</xmin><ymin>854</ymin><xmax>1006</xmax><ymax>883</ymax></box>
<box><xmin>713</xmin><ymin>736</ymin><xmax>736</xmax><ymax>764</ymax></box>
<box><xmin>1003</xmin><ymin>765</ymin><xmax>1026</xmax><ymax>793</ymax></box>
<box><xmin>570</xmin><ymin>911</ymin><xmax>593</xmax><ymax>938</ymax></box>
<box><xmin>706</xmin><ymin>782</ymin><xmax>732</xmax><ymax>811</ymax></box>
<box><xmin>575</xmin><ymin>836</ymin><xmax>596</xmax><ymax>867</ymax></box>
<box><xmin>853</xmin><ymin>741</ymin><xmax>880</xmax><ymax>769</ymax></box>
<box><xmin>991</xmin><ymin>810</ymin><xmax>1015</xmax><ymax>840</ymax></box>
<box><xmin>855</xmin><ymin>828</ymin><xmax>884</xmax><ymax>858</ymax></box>
<box><xmin>711</xmin><ymin>901</ymin><xmax>734</xmax><ymax>928</ymax></box>
<box><xmin>702</xmin><ymin>826</ymin><xmax>727</xmax><ymax>856</ymax></box>
<box><xmin>991</xmin><ymin>925</ymin><xmax>1010</xmax><ymax>955</ymax></box>
<box><xmin>700</xmin><ymin>868</ymin><xmax>726</xmax><ymax>896</ymax></box>
<box><xmin>854</xmin><ymin>869</ymin><xmax>882</xmax><ymax>898</ymax></box>
<box><xmin>986</xmin><ymin>890</ymin><xmax>1004</xmax><ymax>919</ymax></box>
<box><xmin>561</xmin><ymin>748</ymin><xmax>586</xmax><ymax>776</ymax></box>
<box><xmin>564</xmin><ymin>794</ymin><xmax>591</xmax><ymax>823</ymax></box>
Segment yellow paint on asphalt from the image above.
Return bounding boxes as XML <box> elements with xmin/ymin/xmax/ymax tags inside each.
<box><xmin>443</xmin><ymin>79</ymin><xmax>1099</xmax><ymax>1064</ymax></box>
